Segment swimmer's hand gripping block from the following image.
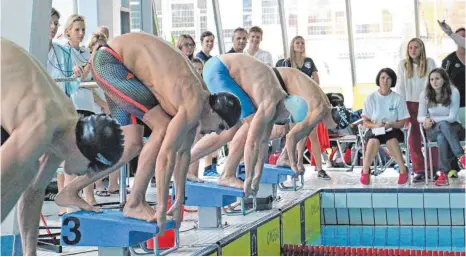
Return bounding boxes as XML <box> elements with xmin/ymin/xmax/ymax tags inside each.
<box><xmin>236</xmin><ymin>163</ymin><xmax>304</xmax><ymax>191</ymax></box>
<box><xmin>236</xmin><ymin>163</ymin><xmax>295</xmax><ymax>184</ymax></box>
<box><xmin>183</xmin><ymin>181</ymin><xmax>256</xmax><ymax>215</ymax></box>
<box><xmin>60</xmin><ymin>210</ymin><xmax>177</xmax><ymax>249</ymax></box>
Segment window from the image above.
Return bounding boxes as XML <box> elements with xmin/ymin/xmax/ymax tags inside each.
<box><xmin>418</xmin><ymin>0</ymin><xmax>466</xmax><ymax>65</ymax></box>
<box><xmin>262</xmin><ymin>0</ymin><xmax>279</xmax><ymax>25</ymax></box>
<box><xmin>172</xmin><ymin>4</ymin><xmax>195</xmax><ymax>28</ymax></box>
<box><xmin>284</xmin><ymin>0</ymin><xmax>353</xmax><ymax>107</ymax></box>
<box><xmin>351</xmin><ymin>0</ymin><xmax>416</xmax><ymax>84</ymax></box>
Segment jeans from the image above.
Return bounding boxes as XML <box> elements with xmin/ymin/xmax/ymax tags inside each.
<box><xmin>427</xmin><ymin>121</ymin><xmax>465</xmax><ymax>173</ymax></box>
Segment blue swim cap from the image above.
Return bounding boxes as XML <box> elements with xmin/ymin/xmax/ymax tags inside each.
<box><xmin>283</xmin><ymin>95</ymin><xmax>308</xmax><ymax>123</ymax></box>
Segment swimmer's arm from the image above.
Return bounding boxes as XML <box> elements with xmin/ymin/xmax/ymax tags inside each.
<box><xmin>155</xmin><ymin>109</ymin><xmax>195</xmax><ymax>214</ymax></box>
<box><xmin>244</xmin><ymin>105</ymin><xmax>272</xmax><ymax>183</ymax></box>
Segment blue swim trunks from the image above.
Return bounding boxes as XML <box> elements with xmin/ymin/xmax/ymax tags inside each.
<box><xmin>203</xmin><ymin>56</ymin><xmax>256</xmax><ymax>119</ymax></box>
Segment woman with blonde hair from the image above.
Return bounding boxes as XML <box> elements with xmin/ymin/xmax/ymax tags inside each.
<box><xmin>276</xmin><ymin>35</ymin><xmax>330</xmax><ymax>180</ymax></box>
<box><xmin>176</xmin><ymin>34</ymin><xmax>196</xmax><ymax>61</ymax></box>
<box><xmin>395</xmin><ymin>38</ymin><xmax>437</xmax><ymax>183</ymax></box>
<box><xmin>60</xmin><ymin>14</ymin><xmax>98</xmax><ymax>212</ymax></box>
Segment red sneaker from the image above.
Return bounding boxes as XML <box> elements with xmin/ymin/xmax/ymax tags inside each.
<box><xmin>434</xmin><ymin>173</ymin><xmax>449</xmax><ymax>186</ymax></box>
<box><xmin>360</xmin><ymin>173</ymin><xmax>370</xmax><ymax>185</ymax></box>
<box><xmin>398</xmin><ymin>172</ymin><xmax>409</xmax><ymax>184</ymax></box>
<box><xmin>460</xmin><ymin>155</ymin><xmax>466</xmax><ymax>170</ymax></box>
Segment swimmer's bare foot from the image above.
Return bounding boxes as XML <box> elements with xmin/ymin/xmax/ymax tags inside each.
<box><xmin>217</xmin><ymin>175</ymin><xmax>244</xmax><ymax>189</ymax></box>
<box><xmin>276</xmin><ymin>158</ymin><xmax>291</xmax><ymax>168</ymax></box>
<box><xmin>55</xmin><ymin>190</ymin><xmax>102</xmax><ymax>213</ymax></box>
<box><xmin>187</xmin><ymin>173</ymin><xmax>204</xmax><ymax>182</ymax></box>
<box><xmin>123</xmin><ymin>201</ymin><xmax>156</xmax><ymax>221</ymax></box>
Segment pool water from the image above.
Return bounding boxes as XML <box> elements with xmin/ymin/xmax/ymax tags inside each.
<box><xmin>309</xmin><ymin>225</ymin><xmax>466</xmax><ymax>252</ymax></box>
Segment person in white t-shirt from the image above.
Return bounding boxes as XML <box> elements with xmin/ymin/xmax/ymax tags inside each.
<box><xmin>361</xmin><ymin>68</ymin><xmax>410</xmax><ymax>185</ymax></box>
<box><xmin>244</xmin><ymin>26</ymin><xmax>273</xmax><ymax>66</ymax></box>
<box><xmin>418</xmin><ymin>68</ymin><xmax>464</xmax><ymax>186</ymax></box>
<box><xmin>395</xmin><ymin>38</ymin><xmax>437</xmax><ymax>182</ymax></box>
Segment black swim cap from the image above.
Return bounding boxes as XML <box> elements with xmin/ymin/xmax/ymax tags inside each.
<box><xmin>76</xmin><ymin>114</ymin><xmax>125</xmax><ymax>172</ymax></box>
<box><xmin>209</xmin><ymin>92</ymin><xmax>241</xmax><ymax>128</ymax></box>
<box><xmin>331</xmin><ymin>106</ymin><xmax>351</xmax><ymax>129</ymax></box>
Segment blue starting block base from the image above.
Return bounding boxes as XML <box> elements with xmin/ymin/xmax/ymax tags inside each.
<box><xmin>182</xmin><ymin>181</ymin><xmax>256</xmax><ymax>228</ymax></box>
<box><xmin>236</xmin><ymin>163</ymin><xmax>304</xmax><ymax>198</ymax></box>
<box><xmin>60</xmin><ymin>210</ymin><xmax>178</xmax><ymax>256</ymax></box>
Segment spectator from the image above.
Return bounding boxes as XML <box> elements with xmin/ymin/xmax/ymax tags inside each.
<box><xmin>360</xmin><ymin>68</ymin><xmax>410</xmax><ymax>185</ymax></box>
<box><xmin>97</xmin><ymin>25</ymin><xmax>110</xmax><ymax>39</ymax></box>
<box><xmin>276</xmin><ymin>36</ymin><xmax>319</xmax><ymax>84</ymax></box>
<box><xmin>418</xmin><ymin>68</ymin><xmax>464</xmax><ymax>185</ymax></box>
<box><xmin>192</xmin><ymin>57</ymin><xmax>204</xmax><ymax>75</ymax></box>
<box><xmin>227</xmin><ymin>27</ymin><xmax>248</xmax><ymax>53</ymax></box>
<box><xmin>63</xmin><ymin>14</ymin><xmax>97</xmax><ymax>208</ymax></box>
<box><xmin>176</xmin><ymin>34</ymin><xmax>196</xmax><ymax>61</ymax></box>
<box><xmin>196</xmin><ymin>31</ymin><xmax>215</xmax><ymax>62</ymax></box>
<box><xmin>395</xmin><ymin>38</ymin><xmax>436</xmax><ymax>183</ymax></box>
<box><xmin>438</xmin><ymin>20</ymin><xmax>465</xmax><ymax>49</ymax></box>
<box><xmin>244</xmin><ymin>26</ymin><xmax>273</xmax><ymax>66</ymax></box>
<box><xmin>442</xmin><ymin>27</ymin><xmax>465</xmax><ymax>125</ymax></box>
<box><xmin>276</xmin><ymin>35</ymin><xmax>329</xmax><ymax>180</ymax></box>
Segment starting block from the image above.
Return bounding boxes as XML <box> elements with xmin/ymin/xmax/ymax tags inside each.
<box><xmin>236</xmin><ymin>163</ymin><xmax>304</xmax><ymax>198</ymax></box>
<box><xmin>181</xmin><ymin>181</ymin><xmax>256</xmax><ymax>228</ymax></box>
<box><xmin>60</xmin><ymin>210</ymin><xmax>179</xmax><ymax>256</ymax></box>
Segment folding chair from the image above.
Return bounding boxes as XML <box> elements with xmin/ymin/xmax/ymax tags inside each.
<box><xmin>419</xmin><ymin>124</ymin><xmax>466</xmax><ymax>185</ymax></box>
<box><xmin>359</xmin><ymin>123</ymin><xmax>412</xmax><ymax>185</ymax></box>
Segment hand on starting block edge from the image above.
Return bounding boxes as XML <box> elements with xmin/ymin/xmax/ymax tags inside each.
<box><xmin>60</xmin><ymin>210</ymin><xmax>176</xmax><ymax>248</ymax></box>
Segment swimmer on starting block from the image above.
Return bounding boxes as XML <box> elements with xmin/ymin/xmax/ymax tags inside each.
<box><xmin>190</xmin><ymin>65</ymin><xmax>350</xmax><ymax>192</ymax></box>
<box><xmin>55</xmin><ymin>32</ymin><xmax>242</xmax><ymax>232</ymax></box>
<box><xmin>189</xmin><ymin>54</ymin><xmax>309</xmax><ymax>195</ymax></box>
<box><xmin>270</xmin><ymin>68</ymin><xmax>350</xmax><ymax>174</ymax></box>
<box><xmin>0</xmin><ymin>38</ymin><xmax>125</xmax><ymax>255</ymax></box>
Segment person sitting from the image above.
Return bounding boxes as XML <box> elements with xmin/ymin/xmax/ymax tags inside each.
<box><xmin>418</xmin><ymin>68</ymin><xmax>465</xmax><ymax>185</ymax></box>
<box><xmin>360</xmin><ymin>68</ymin><xmax>410</xmax><ymax>185</ymax></box>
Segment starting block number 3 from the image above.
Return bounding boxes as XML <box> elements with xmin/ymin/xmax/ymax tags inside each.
<box><xmin>62</xmin><ymin>217</ymin><xmax>82</xmax><ymax>245</ymax></box>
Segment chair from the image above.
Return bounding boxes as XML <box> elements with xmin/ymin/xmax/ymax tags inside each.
<box><xmin>358</xmin><ymin>123</ymin><xmax>412</xmax><ymax>184</ymax></box>
<box><xmin>419</xmin><ymin>124</ymin><xmax>466</xmax><ymax>185</ymax></box>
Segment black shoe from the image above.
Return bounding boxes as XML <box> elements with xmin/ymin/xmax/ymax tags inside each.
<box><xmin>412</xmin><ymin>173</ymin><xmax>425</xmax><ymax>183</ymax></box>
<box><xmin>318</xmin><ymin>170</ymin><xmax>331</xmax><ymax>180</ymax></box>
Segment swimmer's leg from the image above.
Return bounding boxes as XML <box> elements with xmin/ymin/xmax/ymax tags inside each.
<box><xmin>190</xmin><ymin>123</ymin><xmax>242</xmax><ymax>163</ymax></box>
<box><xmin>217</xmin><ymin>122</ymin><xmax>250</xmax><ymax>189</ymax></box>
<box><xmin>55</xmin><ymin>124</ymin><xmax>144</xmax><ymax>211</ymax></box>
<box><xmin>1</xmin><ymin>120</ymin><xmax>54</xmax><ymax>221</ymax></box>
<box><xmin>124</xmin><ymin>106</ymin><xmax>171</xmax><ymax>221</ymax></box>
<box><xmin>186</xmin><ymin>127</ymin><xmax>204</xmax><ymax>182</ymax></box>
<box><xmin>18</xmin><ymin>151</ymin><xmax>62</xmax><ymax>255</ymax></box>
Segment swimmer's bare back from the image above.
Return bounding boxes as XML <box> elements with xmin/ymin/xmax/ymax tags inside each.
<box><xmin>1</xmin><ymin>38</ymin><xmax>78</xmax><ymax>136</ymax></box>
<box><xmin>108</xmin><ymin>33</ymin><xmax>207</xmax><ymax>117</ymax></box>
<box><xmin>277</xmin><ymin>68</ymin><xmax>337</xmax><ymax>128</ymax></box>
<box><xmin>220</xmin><ymin>54</ymin><xmax>286</xmax><ymax>108</ymax></box>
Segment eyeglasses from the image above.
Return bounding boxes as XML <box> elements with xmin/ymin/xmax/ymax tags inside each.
<box><xmin>50</xmin><ymin>21</ymin><xmax>60</xmax><ymax>27</ymax></box>
<box><xmin>183</xmin><ymin>43</ymin><xmax>195</xmax><ymax>47</ymax></box>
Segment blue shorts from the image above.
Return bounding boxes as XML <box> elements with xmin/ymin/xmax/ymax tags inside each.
<box><xmin>203</xmin><ymin>56</ymin><xmax>256</xmax><ymax>119</ymax></box>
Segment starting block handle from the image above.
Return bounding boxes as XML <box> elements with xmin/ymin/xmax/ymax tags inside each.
<box><xmin>278</xmin><ymin>174</ymin><xmax>304</xmax><ymax>191</ymax></box>
<box><xmin>223</xmin><ymin>196</ymin><xmax>257</xmax><ymax>216</ymax></box>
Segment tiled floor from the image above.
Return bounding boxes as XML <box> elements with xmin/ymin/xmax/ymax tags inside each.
<box><xmin>37</xmin><ymin>164</ymin><xmax>465</xmax><ymax>256</ymax></box>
